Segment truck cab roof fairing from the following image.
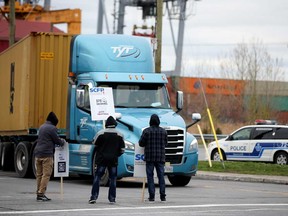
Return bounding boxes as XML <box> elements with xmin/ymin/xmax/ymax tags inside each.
<box><xmin>70</xmin><ymin>34</ymin><xmax>155</xmax><ymax>74</ymax></box>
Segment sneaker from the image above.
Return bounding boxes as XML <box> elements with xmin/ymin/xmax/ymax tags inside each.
<box><xmin>89</xmin><ymin>199</ymin><xmax>96</xmax><ymax>204</ymax></box>
<box><xmin>37</xmin><ymin>195</ymin><xmax>51</xmax><ymax>202</ymax></box>
<box><xmin>161</xmin><ymin>198</ymin><xmax>166</xmax><ymax>202</ymax></box>
<box><xmin>109</xmin><ymin>200</ymin><xmax>116</xmax><ymax>204</ymax></box>
<box><xmin>148</xmin><ymin>198</ymin><xmax>155</xmax><ymax>202</ymax></box>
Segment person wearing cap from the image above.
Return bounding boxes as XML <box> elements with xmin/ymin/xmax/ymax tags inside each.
<box><xmin>139</xmin><ymin>114</ymin><xmax>168</xmax><ymax>202</ymax></box>
<box><xmin>34</xmin><ymin>111</ymin><xmax>65</xmax><ymax>202</ymax></box>
<box><xmin>89</xmin><ymin>116</ymin><xmax>125</xmax><ymax>204</ymax></box>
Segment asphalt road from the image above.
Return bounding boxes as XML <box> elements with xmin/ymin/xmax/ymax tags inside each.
<box><xmin>1</xmin><ymin>170</ymin><xmax>288</xmax><ymax>216</ymax></box>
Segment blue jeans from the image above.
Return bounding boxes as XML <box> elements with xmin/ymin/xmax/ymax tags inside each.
<box><xmin>146</xmin><ymin>162</ymin><xmax>166</xmax><ymax>200</ymax></box>
<box><xmin>90</xmin><ymin>166</ymin><xmax>117</xmax><ymax>202</ymax></box>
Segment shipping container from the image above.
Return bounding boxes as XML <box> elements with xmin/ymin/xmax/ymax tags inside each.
<box><xmin>0</xmin><ymin>32</ymin><xmax>73</xmax><ymax>135</ymax></box>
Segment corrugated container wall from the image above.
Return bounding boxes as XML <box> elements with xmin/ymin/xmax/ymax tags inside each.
<box><xmin>0</xmin><ymin>32</ymin><xmax>72</xmax><ymax>135</ymax></box>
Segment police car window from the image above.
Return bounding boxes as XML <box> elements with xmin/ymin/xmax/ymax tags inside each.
<box><xmin>231</xmin><ymin>128</ymin><xmax>252</xmax><ymax>140</ymax></box>
<box><xmin>252</xmin><ymin>127</ymin><xmax>274</xmax><ymax>139</ymax></box>
<box><xmin>274</xmin><ymin>128</ymin><xmax>288</xmax><ymax>139</ymax></box>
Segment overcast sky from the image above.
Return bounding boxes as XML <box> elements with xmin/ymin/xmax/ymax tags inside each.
<box><xmin>49</xmin><ymin>0</ymin><xmax>288</xmax><ymax>79</ymax></box>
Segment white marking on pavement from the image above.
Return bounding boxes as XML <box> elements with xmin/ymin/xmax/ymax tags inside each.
<box><xmin>0</xmin><ymin>203</ymin><xmax>288</xmax><ymax>215</ymax></box>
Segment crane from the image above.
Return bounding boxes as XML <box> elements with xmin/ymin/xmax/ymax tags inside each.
<box><xmin>98</xmin><ymin>0</ymin><xmax>199</xmax><ymax>76</ymax></box>
<box><xmin>0</xmin><ymin>0</ymin><xmax>81</xmax><ymax>34</ymax></box>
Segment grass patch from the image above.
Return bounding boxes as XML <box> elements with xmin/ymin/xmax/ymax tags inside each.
<box><xmin>198</xmin><ymin>161</ymin><xmax>288</xmax><ymax>176</ymax></box>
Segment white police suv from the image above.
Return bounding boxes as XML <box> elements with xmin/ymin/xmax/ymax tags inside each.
<box><xmin>208</xmin><ymin>121</ymin><xmax>288</xmax><ymax>165</ymax></box>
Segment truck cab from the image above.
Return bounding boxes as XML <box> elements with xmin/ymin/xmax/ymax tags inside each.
<box><xmin>66</xmin><ymin>34</ymin><xmax>200</xmax><ymax>186</ymax></box>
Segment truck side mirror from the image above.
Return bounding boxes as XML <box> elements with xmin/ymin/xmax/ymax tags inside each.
<box><xmin>192</xmin><ymin>113</ymin><xmax>201</xmax><ymax>121</ymax></box>
<box><xmin>176</xmin><ymin>91</ymin><xmax>183</xmax><ymax>111</ymax></box>
<box><xmin>186</xmin><ymin>113</ymin><xmax>201</xmax><ymax>129</ymax></box>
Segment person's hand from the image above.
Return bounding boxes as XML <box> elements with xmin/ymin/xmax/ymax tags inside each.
<box><xmin>60</xmin><ymin>138</ymin><xmax>66</xmax><ymax>145</ymax></box>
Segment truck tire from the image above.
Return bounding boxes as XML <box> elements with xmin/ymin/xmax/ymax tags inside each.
<box><xmin>168</xmin><ymin>175</ymin><xmax>191</xmax><ymax>186</ymax></box>
<box><xmin>14</xmin><ymin>142</ymin><xmax>33</xmax><ymax>177</ymax></box>
<box><xmin>92</xmin><ymin>152</ymin><xmax>109</xmax><ymax>186</ymax></box>
<box><xmin>32</xmin><ymin>153</ymin><xmax>37</xmax><ymax>178</ymax></box>
<box><xmin>1</xmin><ymin>142</ymin><xmax>15</xmax><ymax>171</ymax></box>
<box><xmin>31</xmin><ymin>141</ymin><xmax>38</xmax><ymax>178</ymax></box>
<box><xmin>0</xmin><ymin>142</ymin><xmax>3</xmax><ymax>169</ymax></box>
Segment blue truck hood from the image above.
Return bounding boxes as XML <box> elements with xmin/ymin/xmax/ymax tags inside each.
<box><xmin>117</xmin><ymin>108</ymin><xmax>186</xmax><ymax>136</ymax></box>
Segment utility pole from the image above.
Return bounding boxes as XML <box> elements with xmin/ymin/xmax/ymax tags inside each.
<box><xmin>97</xmin><ymin>0</ymin><xmax>103</xmax><ymax>33</ymax></box>
<box><xmin>155</xmin><ymin>0</ymin><xmax>163</xmax><ymax>73</ymax></box>
<box><xmin>174</xmin><ymin>0</ymin><xmax>187</xmax><ymax>76</ymax></box>
<box><xmin>117</xmin><ymin>0</ymin><xmax>126</xmax><ymax>34</ymax></box>
<box><xmin>43</xmin><ymin>0</ymin><xmax>51</xmax><ymax>11</ymax></box>
<box><xmin>9</xmin><ymin>0</ymin><xmax>15</xmax><ymax>46</ymax></box>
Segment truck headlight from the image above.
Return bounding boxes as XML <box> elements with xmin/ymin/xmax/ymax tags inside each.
<box><xmin>125</xmin><ymin>140</ymin><xmax>134</xmax><ymax>151</ymax></box>
<box><xmin>189</xmin><ymin>138</ymin><xmax>198</xmax><ymax>152</ymax></box>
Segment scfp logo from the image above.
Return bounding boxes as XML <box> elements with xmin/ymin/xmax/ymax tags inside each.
<box><xmin>135</xmin><ymin>154</ymin><xmax>145</xmax><ymax>161</ymax></box>
<box><xmin>90</xmin><ymin>87</ymin><xmax>104</xmax><ymax>93</ymax></box>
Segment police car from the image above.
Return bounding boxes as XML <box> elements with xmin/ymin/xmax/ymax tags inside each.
<box><xmin>207</xmin><ymin>120</ymin><xmax>288</xmax><ymax>165</ymax></box>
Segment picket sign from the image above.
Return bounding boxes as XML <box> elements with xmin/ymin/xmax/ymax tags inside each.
<box><xmin>54</xmin><ymin>141</ymin><xmax>69</xmax><ymax>200</ymax></box>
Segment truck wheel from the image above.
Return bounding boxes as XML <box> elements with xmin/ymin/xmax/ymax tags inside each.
<box><xmin>32</xmin><ymin>153</ymin><xmax>37</xmax><ymax>178</ymax></box>
<box><xmin>92</xmin><ymin>153</ymin><xmax>109</xmax><ymax>186</ymax></box>
<box><xmin>14</xmin><ymin>142</ymin><xmax>33</xmax><ymax>177</ymax></box>
<box><xmin>0</xmin><ymin>142</ymin><xmax>3</xmax><ymax>169</ymax></box>
<box><xmin>274</xmin><ymin>152</ymin><xmax>288</xmax><ymax>165</ymax></box>
<box><xmin>168</xmin><ymin>175</ymin><xmax>191</xmax><ymax>186</ymax></box>
<box><xmin>1</xmin><ymin>142</ymin><xmax>15</xmax><ymax>171</ymax></box>
<box><xmin>211</xmin><ymin>149</ymin><xmax>226</xmax><ymax>161</ymax></box>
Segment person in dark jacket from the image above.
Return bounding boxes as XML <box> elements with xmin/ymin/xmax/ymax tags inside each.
<box><xmin>34</xmin><ymin>111</ymin><xmax>64</xmax><ymax>201</ymax></box>
<box><xmin>89</xmin><ymin>116</ymin><xmax>125</xmax><ymax>204</ymax></box>
<box><xmin>139</xmin><ymin>114</ymin><xmax>168</xmax><ymax>202</ymax></box>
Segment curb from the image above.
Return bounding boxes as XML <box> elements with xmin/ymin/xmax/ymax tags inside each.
<box><xmin>195</xmin><ymin>171</ymin><xmax>288</xmax><ymax>185</ymax></box>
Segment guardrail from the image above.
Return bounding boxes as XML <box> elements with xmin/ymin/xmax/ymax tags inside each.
<box><xmin>193</xmin><ymin>134</ymin><xmax>228</xmax><ymax>142</ymax></box>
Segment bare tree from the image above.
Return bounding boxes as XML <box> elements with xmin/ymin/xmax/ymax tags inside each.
<box><xmin>220</xmin><ymin>39</ymin><xmax>284</xmax><ymax>122</ymax></box>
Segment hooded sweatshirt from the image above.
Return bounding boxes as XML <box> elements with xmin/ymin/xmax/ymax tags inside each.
<box><xmin>93</xmin><ymin>116</ymin><xmax>125</xmax><ymax>166</ymax></box>
<box><xmin>34</xmin><ymin>112</ymin><xmax>64</xmax><ymax>157</ymax></box>
<box><xmin>139</xmin><ymin>114</ymin><xmax>168</xmax><ymax>162</ymax></box>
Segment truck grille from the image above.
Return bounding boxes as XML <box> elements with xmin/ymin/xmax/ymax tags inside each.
<box><xmin>165</xmin><ymin>127</ymin><xmax>185</xmax><ymax>165</ymax></box>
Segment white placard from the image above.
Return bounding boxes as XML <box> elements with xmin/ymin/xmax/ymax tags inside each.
<box><xmin>134</xmin><ymin>144</ymin><xmax>146</xmax><ymax>178</ymax></box>
<box><xmin>54</xmin><ymin>142</ymin><xmax>69</xmax><ymax>177</ymax></box>
<box><xmin>134</xmin><ymin>143</ymin><xmax>172</xmax><ymax>177</ymax></box>
<box><xmin>89</xmin><ymin>87</ymin><xmax>115</xmax><ymax>121</ymax></box>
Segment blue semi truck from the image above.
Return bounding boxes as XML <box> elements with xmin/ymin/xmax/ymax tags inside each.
<box><xmin>0</xmin><ymin>33</ymin><xmax>200</xmax><ymax>186</ymax></box>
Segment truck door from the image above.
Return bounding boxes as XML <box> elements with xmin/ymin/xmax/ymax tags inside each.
<box><xmin>69</xmin><ymin>82</ymin><xmax>97</xmax><ymax>173</ymax></box>
<box><xmin>75</xmin><ymin>83</ymin><xmax>95</xmax><ymax>142</ymax></box>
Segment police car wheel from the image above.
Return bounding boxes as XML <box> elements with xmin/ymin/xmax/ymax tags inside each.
<box><xmin>211</xmin><ymin>149</ymin><xmax>226</xmax><ymax>161</ymax></box>
<box><xmin>274</xmin><ymin>152</ymin><xmax>288</xmax><ymax>165</ymax></box>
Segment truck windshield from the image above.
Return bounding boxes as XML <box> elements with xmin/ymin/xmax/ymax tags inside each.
<box><xmin>99</xmin><ymin>82</ymin><xmax>171</xmax><ymax>109</ymax></box>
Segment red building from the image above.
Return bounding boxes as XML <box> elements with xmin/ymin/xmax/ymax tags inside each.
<box><xmin>0</xmin><ymin>19</ymin><xmax>63</xmax><ymax>53</ymax></box>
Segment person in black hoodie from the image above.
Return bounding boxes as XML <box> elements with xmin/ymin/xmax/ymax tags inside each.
<box><xmin>34</xmin><ymin>111</ymin><xmax>64</xmax><ymax>201</ymax></box>
<box><xmin>139</xmin><ymin>114</ymin><xmax>168</xmax><ymax>202</ymax></box>
<box><xmin>89</xmin><ymin>116</ymin><xmax>125</xmax><ymax>204</ymax></box>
